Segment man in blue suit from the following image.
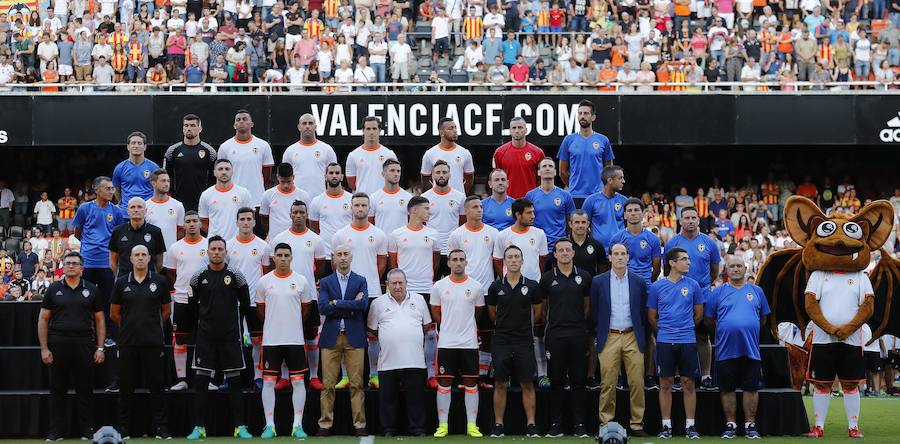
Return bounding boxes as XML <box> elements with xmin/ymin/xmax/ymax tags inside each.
<box><xmin>589</xmin><ymin>243</ymin><xmax>649</xmax><ymax>437</ymax></box>
<box><xmin>316</xmin><ymin>244</ymin><xmax>369</xmax><ymax>437</ymax></box>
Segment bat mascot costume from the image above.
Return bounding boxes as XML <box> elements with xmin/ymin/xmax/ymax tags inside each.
<box><xmin>757</xmin><ymin>196</ymin><xmax>900</xmax><ymax>439</ymax></box>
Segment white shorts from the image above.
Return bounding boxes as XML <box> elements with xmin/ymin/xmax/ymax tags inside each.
<box><xmin>285</xmin><ymin>33</ymin><xmax>302</xmax><ymax>51</ymax></box>
<box><xmin>391</xmin><ymin>62</ymin><xmax>409</xmax><ymax>80</ymax></box>
<box><xmin>58</xmin><ymin>64</ymin><xmax>74</xmax><ymax>76</ymax></box>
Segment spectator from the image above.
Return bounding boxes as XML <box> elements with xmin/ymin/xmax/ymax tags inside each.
<box><xmin>17</xmin><ymin>243</ymin><xmax>39</xmax><ymax>278</ymax></box>
<box><xmin>34</xmin><ymin>192</ymin><xmax>57</xmax><ymax>235</ymax></box>
<box><xmin>488</xmin><ymin>55</ymin><xmax>510</xmax><ymax>90</ymax></box>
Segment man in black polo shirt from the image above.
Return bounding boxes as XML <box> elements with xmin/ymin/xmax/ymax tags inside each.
<box><xmin>543</xmin><ymin>238</ymin><xmax>592</xmax><ymax>438</ymax></box>
<box><xmin>186</xmin><ymin>235</ymin><xmax>253</xmax><ymax>440</ymax></box>
<box><xmin>37</xmin><ymin>251</ymin><xmax>106</xmax><ymax>441</ymax></box>
<box><xmin>109</xmin><ymin>197</ymin><xmax>166</xmax><ymax>278</ymax></box>
<box><xmin>163</xmin><ymin>114</ymin><xmax>217</xmax><ymax>211</ymax></box>
<box><xmin>110</xmin><ymin>245</ymin><xmax>172</xmax><ymax>440</ymax></box>
<box><xmin>486</xmin><ymin>245</ymin><xmax>543</xmax><ymax>438</ymax></box>
<box><xmin>569</xmin><ymin>209</ymin><xmax>606</xmax><ymax>389</ymax></box>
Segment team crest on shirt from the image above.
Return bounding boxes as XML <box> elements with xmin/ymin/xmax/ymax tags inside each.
<box><xmin>746</xmin><ymin>293</ymin><xmax>754</xmax><ymax>302</ymax></box>
<box><xmin>343</xmin><ymin>203</ymin><xmax>350</xmax><ymax>210</ymax></box>
<box><xmin>484</xmin><ymin>236</ymin><xmax>490</xmax><ymax>244</ymax></box>
<box><xmin>681</xmin><ymin>287</ymin><xmax>689</xmax><ymax>296</ymax></box>
<box><xmin>521</xmin><ymin>286</ymin><xmax>529</xmax><ymax>295</ymax></box>
<box><xmin>592</xmin><ymin>142</ymin><xmax>600</xmax><ymax>151</ymax></box>
<box><xmin>575</xmin><ymin>275</ymin><xmax>583</xmax><ymax>285</ymax></box>
<box><xmin>251</xmin><ymin>249</ymin><xmax>258</xmax><ymax>256</ymax></box>
<box><xmin>424</xmin><ymin>236</ymin><xmax>430</xmax><ymax>244</ymax></box>
<box><xmin>439</xmin><ymin>366</ymin><xmax>446</xmax><ymax>374</ymax></box>
<box><xmin>150</xmin><ymin>283</ymin><xmax>158</xmax><ymax>292</ymax></box>
<box><xmin>640</xmin><ymin>240</ymin><xmax>648</xmax><ymax>249</ymax></box>
<box><xmin>252</xmin><ymin>147</ymin><xmax>259</xmax><ymax>154</ymax></box>
<box><xmin>525</xmin><ymin>152</ymin><xmax>533</xmax><ymax>161</ymax></box>
<box><xmin>314</xmin><ymin>150</ymin><xmax>321</xmax><ymax>158</ymax></box>
<box><xmin>465</xmin><ymin>289</ymin><xmax>472</xmax><ymax>297</ymax></box>
<box><xmin>368</xmin><ymin>236</ymin><xmax>374</xmax><ymax>244</ymax></box>
<box><xmin>378</xmin><ymin>155</ymin><xmax>385</xmax><ymax>162</ymax></box>
<box><xmin>168</xmin><ymin>208</ymin><xmax>175</xmax><ymax>216</ymax></box>
<box><xmin>848</xmin><ymin>279</ymin><xmax>854</xmax><ymax>286</ymax></box>
<box><xmin>198</xmin><ymin>150</ymin><xmax>206</xmax><ymax>158</ymax></box>
<box><xmin>107</xmin><ymin>214</ymin><xmax>114</xmax><ymax>222</ymax></box>
<box><xmin>144</xmin><ymin>170</ymin><xmax>151</xmax><ymax>179</ymax></box>
<box><xmin>144</xmin><ymin>233</ymin><xmax>152</xmax><ymax>242</ymax></box>
<box><xmin>529</xmin><ymin>238</ymin><xmax>535</xmax><ymax>245</ymax></box>
<box><xmin>698</xmin><ymin>243</ymin><xmax>706</xmax><ymax>252</ymax></box>
<box><xmin>554</xmin><ymin>198</ymin><xmax>561</xmax><ymax>206</ymax></box>
<box><xmin>449</xmin><ymin>200</ymin><xmax>458</xmax><ymax>208</ymax></box>
<box><xmin>505</xmin><ymin>208</ymin><xmax>512</xmax><ymax>216</ymax></box>
<box><xmin>399</xmin><ymin>199</ymin><xmax>406</xmax><ymax>206</ymax></box>
<box><xmin>200</xmin><ymin>249</ymin><xmax>207</xmax><ymax>256</ymax></box>
<box><xmin>232</xmin><ymin>195</ymin><xmax>239</xmax><ymax>203</ymax></box>
<box><xmin>614</xmin><ymin>203</ymin><xmax>622</xmax><ymax>212</ymax></box>
<box><xmin>306</xmin><ymin>241</ymin><xmax>313</xmax><ymax>248</ymax></box>
<box><xmin>290</xmin><ymin>283</ymin><xmax>297</xmax><ymax>291</ymax></box>
<box><xmin>455</xmin><ymin>156</ymin><xmax>461</xmax><ymax>163</ymax></box>
<box><xmin>224</xmin><ymin>276</ymin><xmax>232</xmax><ymax>285</ymax></box>
<box><xmin>82</xmin><ymin>289</ymin><xmax>90</xmax><ymax>298</ymax></box>
<box><xmin>587</xmin><ymin>245</ymin><xmax>594</xmax><ymax>254</ymax></box>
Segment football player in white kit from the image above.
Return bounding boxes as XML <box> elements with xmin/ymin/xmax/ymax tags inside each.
<box><xmin>163</xmin><ymin>211</ymin><xmax>208</xmax><ymax>391</ymax></box>
<box><xmin>368</xmin><ymin>158</ymin><xmax>413</xmax><ymax>236</ymax></box>
<box><xmin>145</xmin><ymin>169</ymin><xmax>185</xmax><ymax>249</ymax></box>
<box><xmin>270</xmin><ymin>200</ymin><xmax>326</xmax><ymax>390</ymax></box>
<box><xmin>309</xmin><ymin>162</ymin><xmax>353</xmax><ymax>271</ymax></box>
<box><xmin>281</xmin><ymin>113</ymin><xmax>338</xmax><ymax>199</ymax></box>
<box><xmin>421</xmin><ymin>160</ymin><xmax>466</xmax><ymax>276</ymax></box>
<box><xmin>227</xmin><ymin>207</ymin><xmax>272</xmax><ymax>390</ymax></box>
<box><xmin>198</xmin><ymin>159</ymin><xmax>253</xmax><ymax>240</ymax></box>
<box><xmin>448</xmin><ymin>195</ymin><xmax>499</xmax><ymax>390</ymax></box>
<box><xmin>331</xmin><ymin>193</ymin><xmax>387</xmax><ymax>389</ymax></box>
<box><xmin>388</xmin><ymin>195</ymin><xmax>440</xmax><ymax>388</ymax></box>
<box><xmin>421</xmin><ymin>117</ymin><xmax>475</xmax><ymax>194</ymax></box>
<box><xmin>216</xmin><ymin>109</ymin><xmax>275</xmax><ymax>208</ymax></box>
<box><xmin>256</xmin><ymin>243</ymin><xmax>314</xmax><ymax>439</ymax></box>
<box><xmin>260</xmin><ymin>163</ymin><xmax>310</xmax><ymax>241</ymax></box>
<box><xmin>345</xmin><ymin>116</ymin><xmax>397</xmax><ymax>195</ymax></box>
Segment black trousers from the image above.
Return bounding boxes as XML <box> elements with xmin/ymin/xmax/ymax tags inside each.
<box><xmin>48</xmin><ymin>341</ymin><xmax>94</xmax><ymax>437</ymax></box>
<box><xmin>379</xmin><ymin>368</ymin><xmax>427</xmax><ymax>435</ymax></box>
<box><xmin>547</xmin><ymin>334</ymin><xmax>588</xmax><ymax>425</ymax></box>
<box><xmin>118</xmin><ymin>346</ymin><xmax>168</xmax><ymax>433</ymax></box>
<box><xmin>82</xmin><ymin>268</ymin><xmax>116</xmax><ymax>337</ymax></box>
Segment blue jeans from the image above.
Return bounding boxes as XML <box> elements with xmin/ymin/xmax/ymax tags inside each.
<box><xmin>261</xmin><ymin>5</ymin><xmax>272</xmax><ymax>22</ymax></box>
<box><xmin>890</xmin><ymin>48</ymin><xmax>900</xmax><ymax>67</ymax></box>
<box><xmin>890</xmin><ymin>12</ymin><xmax>900</xmax><ymax>29</ymax></box>
<box><xmin>568</xmin><ymin>15</ymin><xmax>588</xmax><ymax>32</ymax></box>
<box><xmin>872</xmin><ymin>0</ymin><xmax>885</xmax><ymax>18</ymax></box>
<box><xmin>855</xmin><ymin>60</ymin><xmax>870</xmax><ymax>79</ymax></box>
<box><xmin>372</xmin><ymin>63</ymin><xmax>386</xmax><ymax>84</ymax></box>
<box><xmin>711</xmin><ymin>49</ymin><xmax>725</xmax><ymax>67</ymax></box>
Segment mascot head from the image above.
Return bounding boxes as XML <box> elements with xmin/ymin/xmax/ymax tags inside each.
<box><xmin>784</xmin><ymin>196</ymin><xmax>894</xmax><ymax>272</ymax></box>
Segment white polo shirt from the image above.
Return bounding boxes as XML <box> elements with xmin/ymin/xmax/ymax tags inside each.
<box><xmin>281</xmin><ymin>139</ymin><xmax>338</xmax><ymax>198</ymax></box>
<box><xmin>493</xmin><ymin>226</ymin><xmax>549</xmax><ymax>281</ymax></box>
<box><xmin>308</xmin><ymin>190</ymin><xmax>353</xmax><ymax>258</ymax></box>
<box><xmin>217</xmin><ymin>136</ymin><xmax>275</xmax><ymax>206</ymax></box>
<box><xmin>198</xmin><ymin>183</ymin><xmax>253</xmax><ymax>240</ymax></box>
<box><xmin>146</xmin><ymin>195</ymin><xmax>185</xmax><ymax>249</ymax></box>
<box><xmin>259</xmin><ymin>185</ymin><xmax>311</xmax><ymax>240</ymax></box>
<box><xmin>431</xmin><ymin>275</ymin><xmax>484</xmax><ymax>349</ymax></box>
<box><xmin>369</xmin><ymin>187</ymin><xmax>414</xmax><ymax>236</ymax></box>
<box><xmin>367</xmin><ymin>292</ymin><xmax>432</xmax><ymax>371</ymax></box>
<box><xmin>421</xmin><ymin>187</ymin><xmax>466</xmax><ymax>255</ymax></box>
<box><xmin>257</xmin><ymin>271</ymin><xmax>312</xmax><ymax>345</ymax></box>
<box><xmin>448</xmin><ymin>223</ymin><xmax>498</xmax><ymax>295</ymax></box>
<box><xmin>331</xmin><ymin>223</ymin><xmax>388</xmax><ymax>298</ymax></box>
<box><xmin>162</xmin><ymin>236</ymin><xmax>208</xmax><ymax>304</ymax></box>
<box><xmin>345</xmin><ymin>145</ymin><xmax>398</xmax><ymax>196</ymax></box>
<box><xmin>226</xmin><ymin>235</ymin><xmax>271</xmax><ymax>305</ymax></box>
<box><xmin>421</xmin><ymin>143</ymin><xmax>475</xmax><ymax>193</ymax></box>
<box><xmin>388</xmin><ymin>225</ymin><xmax>440</xmax><ymax>293</ymax></box>
<box><xmin>270</xmin><ymin>227</ymin><xmax>325</xmax><ymax>298</ymax></box>
<box><xmin>805</xmin><ymin>270</ymin><xmax>873</xmax><ymax>346</ymax></box>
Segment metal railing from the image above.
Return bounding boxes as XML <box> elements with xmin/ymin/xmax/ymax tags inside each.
<box><xmin>3</xmin><ymin>80</ymin><xmax>898</xmax><ymax>93</ymax></box>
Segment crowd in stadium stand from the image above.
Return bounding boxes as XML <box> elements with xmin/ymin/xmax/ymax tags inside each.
<box><xmin>0</xmin><ymin>0</ymin><xmax>898</xmax><ymax>90</ymax></box>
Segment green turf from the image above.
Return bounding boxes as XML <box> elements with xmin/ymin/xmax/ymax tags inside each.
<box><xmin>6</xmin><ymin>397</ymin><xmax>900</xmax><ymax>443</ymax></box>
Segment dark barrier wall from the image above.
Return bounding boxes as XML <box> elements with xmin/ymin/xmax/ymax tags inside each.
<box><xmin>1</xmin><ymin>93</ymin><xmax>898</xmax><ymax>147</ymax></box>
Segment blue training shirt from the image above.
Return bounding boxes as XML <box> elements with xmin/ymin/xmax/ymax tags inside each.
<box><xmin>482</xmin><ymin>196</ymin><xmax>514</xmax><ymax>231</ymax></box>
<box><xmin>581</xmin><ymin>191</ymin><xmax>627</xmax><ymax>249</ymax></box>
<box><xmin>557</xmin><ymin>132</ymin><xmax>615</xmax><ymax>198</ymax></box>
<box><xmin>525</xmin><ymin>186</ymin><xmax>575</xmax><ymax>250</ymax></box>
<box><xmin>608</xmin><ymin>228</ymin><xmax>661</xmax><ymax>286</ymax></box>
<box><xmin>664</xmin><ymin>232</ymin><xmax>721</xmax><ymax>289</ymax></box>
<box><xmin>73</xmin><ymin>201</ymin><xmax>127</xmax><ymax>268</ymax></box>
<box><xmin>112</xmin><ymin>158</ymin><xmax>161</xmax><ymax>208</ymax></box>
<box><xmin>647</xmin><ymin>276</ymin><xmax>703</xmax><ymax>343</ymax></box>
<box><xmin>704</xmin><ymin>283</ymin><xmax>771</xmax><ymax>361</ymax></box>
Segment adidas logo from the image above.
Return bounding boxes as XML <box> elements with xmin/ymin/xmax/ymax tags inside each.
<box><xmin>123</xmin><ymin>287</ymin><xmax>132</xmax><ymax>292</ymax></box>
<box><xmin>201</xmin><ymin>279</ymin><xmax>208</xmax><ymax>284</ymax></box>
<box><xmin>880</xmin><ymin>112</ymin><xmax>900</xmax><ymax>142</ymax></box>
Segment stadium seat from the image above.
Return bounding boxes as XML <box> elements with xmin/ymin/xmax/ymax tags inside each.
<box><xmin>450</xmin><ymin>69</ymin><xmax>469</xmax><ymax>83</ymax></box>
<box><xmin>8</xmin><ymin>226</ymin><xmax>22</xmax><ymax>239</ymax></box>
<box><xmin>416</xmin><ymin>68</ymin><xmax>432</xmax><ymax>79</ymax></box>
<box><xmin>4</xmin><ymin>238</ymin><xmax>20</xmax><ymax>254</ymax></box>
<box><xmin>418</xmin><ymin>56</ymin><xmax>431</xmax><ymax>68</ymax></box>
<box><xmin>11</xmin><ymin>215</ymin><xmax>24</xmax><ymax>228</ymax></box>
<box><xmin>0</xmin><ymin>226</ymin><xmax>6</xmax><ymax>239</ymax></box>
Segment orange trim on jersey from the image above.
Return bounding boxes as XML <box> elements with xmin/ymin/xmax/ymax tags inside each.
<box><xmin>299</xmin><ymin>139</ymin><xmax>319</xmax><ymax>147</ymax></box>
<box><xmin>233</xmin><ymin>136</ymin><xmax>255</xmax><ymax>145</ymax></box>
<box><xmin>382</xmin><ymin>187</ymin><xmax>401</xmax><ymax>195</ymax></box>
<box><xmin>150</xmin><ymin>196</ymin><xmax>170</xmax><ymax>204</ymax></box>
<box><xmin>236</xmin><ymin>235</ymin><xmax>257</xmax><ymax>244</ymax></box>
<box><xmin>465</xmin><ymin>224</ymin><xmax>483</xmax><ymax>233</ymax></box>
<box><xmin>289</xmin><ymin>227</ymin><xmax>309</xmax><ymax>236</ymax></box>
<box><xmin>448</xmin><ymin>275</ymin><xmax>469</xmax><ymax>284</ymax></box>
<box><xmin>326</xmin><ymin>190</ymin><xmax>346</xmax><ymax>199</ymax></box>
<box><xmin>438</xmin><ymin>143</ymin><xmax>457</xmax><ymax>152</ymax></box>
<box><xmin>407</xmin><ymin>224</ymin><xmax>423</xmax><ymax>232</ymax></box>
<box><xmin>510</xmin><ymin>226</ymin><xmax>529</xmax><ymax>235</ymax></box>
<box><xmin>214</xmin><ymin>183</ymin><xmax>235</xmax><ymax>192</ymax></box>
<box><xmin>277</xmin><ymin>186</ymin><xmax>296</xmax><ymax>195</ymax></box>
<box><xmin>274</xmin><ymin>270</ymin><xmax>293</xmax><ymax>278</ymax></box>
<box><xmin>432</xmin><ymin>187</ymin><xmax>453</xmax><ymax>196</ymax></box>
<box><xmin>361</xmin><ymin>144</ymin><xmax>383</xmax><ymax>152</ymax></box>
<box><xmin>184</xmin><ymin>236</ymin><xmax>205</xmax><ymax>245</ymax></box>
<box><xmin>350</xmin><ymin>223</ymin><xmax>371</xmax><ymax>232</ymax></box>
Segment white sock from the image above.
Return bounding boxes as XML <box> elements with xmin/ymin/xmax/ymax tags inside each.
<box><xmin>425</xmin><ymin>329</ymin><xmax>437</xmax><ymax>378</ymax></box>
<box><xmin>436</xmin><ymin>385</ymin><xmax>451</xmax><ymax>424</ymax></box>
<box><xmin>662</xmin><ymin>419</ymin><xmax>672</xmax><ymax>428</ymax></box>
<box><xmin>291</xmin><ymin>377</ymin><xmax>307</xmax><ymax>428</ymax></box>
<box><xmin>174</xmin><ymin>344</ymin><xmax>188</xmax><ymax>379</ymax></box>
<box><xmin>533</xmin><ymin>336</ymin><xmax>547</xmax><ymax>377</ymax></box>
<box><xmin>305</xmin><ymin>339</ymin><xmax>319</xmax><ymax>380</ymax></box>
<box><xmin>464</xmin><ymin>385</ymin><xmax>479</xmax><ymax>424</ymax></box>
<box><xmin>252</xmin><ymin>344</ymin><xmax>262</xmax><ymax>380</ymax></box>
<box><xmin>686</xmin><ymin>418</ymin><xmax>695</xmax><ymax>427</ymax></box>
<box><xmin>813</xmin><ymin>390</ymin><xmax>831</xmax><ymax>428</ymax></box>
<box><xmin>745</xmin><ymin>422</ymin><xmax>753</xmax><ymax>429</ymax></box>
<box><xmin>262</xmin><ymin>378</ymin><xmax>277</xmax><ymax>427</ymax></box>
<box><xmin>367</xmin><ymin>337</ymin><xmax>379</xmax><ymax>376</ymax></box>
<box><xmin>478</xmin><ymin>350</ymin><xmax>492</xmax><ymax>377</ymax></box>
<box><xmin>843</xmin><ymin>389</ymin><xmax>861</xmax><ymax>428</ymax></box>
<box><xmin>726</xmin><ymin>421</ymin><xmax>736</xmax><ymax>428</ymax></box>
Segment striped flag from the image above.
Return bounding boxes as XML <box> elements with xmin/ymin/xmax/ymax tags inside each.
<box><xmin>2</xmin><ymin>0</ymin><xmax>39</xmax><ymax>21</ymax></box>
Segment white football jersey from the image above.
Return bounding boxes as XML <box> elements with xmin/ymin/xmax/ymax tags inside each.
<box><xmin>198</xmin><ymin>184</ymin><xmax>253</xmax><ymax>240</ymax></box>
<box><xmin>345</xmin><ymin>145</ymin><xmax>398</xmax><ymax>196</ymax></box>
<box><xmin>145</xmin><ymin>195</ymin><xmax>185</xmax><ymax>249</ymax></box>
<box><xmin>217</xmin><ymin>136</ymin><xmax>275</xmax><ymax>206</ymax></box>
<box><xmin>226</xmin><ymin>235</ymin><xmax>271</xmax><ymax>305</ymax></box>
<box><xmin>388</xmin><ymin>225</ymin><xmax>440</xmax><ymax>293</ymax></box>
<box><xmin>493</xmin><ymin>226</ymin><xmax>549</xmax><ymax>281</ymax></box>
<box><xmin>369</xmin><ymin>187</ymin><xmax>413</xmax><ymax>236</ymax></box>
<box><xmin>270</xmin><ymin>227</ymin><xmax>325</xmax><ymax>298</ymax></box>
<box><xmin>421</xmin><ymin>187</ymin><xmax>466</xmax><ymax>255</ymax></box>
<box><xmin>257</xmin><ymin>271</ymin><xmax>312</xmax><ymax>345</ymax></box>
<box><xmin>805</xmin><ymin>270</ymin><xmax>873</xmax><ymax>346</ymax></box>
<box><xmin>308</xmin><ymin>190</ymin><xmax>353</xmax><ymax>258</ymax></box>
<box><xmin>259</xmin><ymin>185</ymin><xmax>311</xmax><ymax>240</ymax></box>
<box><xmin>162</xmin><ymin>236</ymin><xmax>208</xmax><ymax>304</ymax></box>
<box><xmin>430</xmin><ymin>275</ymin><xmax>484</xmax><ymax>349</ymax></box>
<box><xmin>448</xmin><ymin>224</ymin><xmax>498</xmax><ymax>295</ymax></box>
<box><xmin>282</xmin><ymin>139</ymin><xmax>338</xmax><ymax>198</ymax></box>
<box><xmin>331</xmin><ymin>223</ymin><xmax>387</xmax><ymax>298</ymax></box>
<box><xmin>420</xmin><ymin>143</ymin><xmax>475</xmax><ymax>192</ymax></box>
